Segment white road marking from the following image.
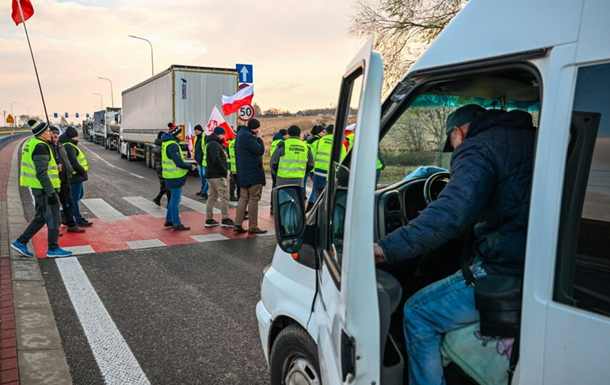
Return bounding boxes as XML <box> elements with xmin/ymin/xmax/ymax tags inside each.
<box><xmin>190</xmin><ymin>234</ymin><xmax>229</xmax><ymax>242</ymax></box>
<box><xmin>63</xmin><ymin>245</ymin><xmax>96</xmax><ymax>255</ymax></box>
<box><xmin>180</xmin><ymin>196</ymin><xmax>220</xmax><ymax>214</ymax></box>
<box><xmin>80</xmin><ymin>144</ymin><xmax>146</xmax><ymax>179</ymax></box>
<box><xmin>126</xmin><ymin>239</ymin><xmax>166</xmax><ymax>249</ymax></box>
<box><xmin>81</xmin><ymin>198</ymin><xmax>128</xmax><ymax>222</ymax></box>
<box><xmin>56</xmin><ymin>258</ymin><xmax>150</xmax><ymax>385</ymax></box>
<box><xmin>122</xmin><ymin>196</ymin><xmax>167</xmax><ymax>218</ymax></box>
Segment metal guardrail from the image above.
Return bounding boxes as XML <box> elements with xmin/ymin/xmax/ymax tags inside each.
<box><xmin>0</xmin><ymin>132</ymin><xmax>29</xmax><ymax>151</ymax></box>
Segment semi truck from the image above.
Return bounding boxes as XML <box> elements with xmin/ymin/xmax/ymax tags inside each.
<box><xmin>119</xmin><ymin>64</ymin><xmax>239</xmax><ymax>167</ymax></box>
<box><xmin>93</xmin><ymin>107</ymin><xmax>121</xmax><ymax>150</ymax></box>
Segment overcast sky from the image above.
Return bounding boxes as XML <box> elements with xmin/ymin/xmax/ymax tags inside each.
<box><xmin>0</xmin><ymin>0</ymin><xmax>364</xmax><ymax>122</ymax></box>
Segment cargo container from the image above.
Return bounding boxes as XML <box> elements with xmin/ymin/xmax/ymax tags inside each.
<box><xmin>93</xmin><ymin>107</ymin><xmax>121</xmax><ymax>149</ymax></box>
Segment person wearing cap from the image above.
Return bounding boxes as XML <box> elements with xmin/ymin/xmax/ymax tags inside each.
<box><xmin>193</xmin><ymin>124</ymin><xmax>209</xmax><ymax>199</ymax></box>
<box><xmin>373</xmin><ymin>104</ymin><xmax>537</xmax><ymax>385</ymax></box>
<box><xmin>50</xmin><ymin>126</ymin><xmax>84</xmax><ymax>234</ymax></box>
<box><xmin>11</xmin><ymin>120</ymin><xmax>73</xmax><ymax>258</ymax></box>
<box><xmin>204</xmin><ymin>127</ymin><xmax>235</xmax><ymax>228</ymax></box>
<box><xmin>161</xmin><ymin>124</ymin><xmax>197</xmax><ymax>230</ymax></box>
<box><xmin>59</xmin><ymin>126</ymin><xmax>92</xmax><ymax>228</ymax></box>
<box><xmin>270</xmin><ymin>125</ymin><xmax>314</xmax><ymax>189</ymax></box>
<box><xmin>233</xmin><ymin>118</ymin><xmax>267</xmax><ymax>234</ymax></box>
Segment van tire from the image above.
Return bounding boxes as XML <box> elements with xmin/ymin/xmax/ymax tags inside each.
<box><xmin>270</xmin><ymin>324</ymin><xmax>320</xmax><ymax>385</ymax></box>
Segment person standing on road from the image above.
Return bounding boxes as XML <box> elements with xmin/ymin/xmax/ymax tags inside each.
<box><xmin>51</xmin><ymin>125</ymin><xmax>84</xmax><ymax>234</ymax></box>
<box><xmin>204</xmin><ymin>127</ymin><xmax>235</xmax><ymax>228</ymax></box>
<box><xmin>162</xmin><ymin>124</ymin><xmax>196</xmax><ymax>231</ymax></box>
<box><xmin>193</xmin><ymin>124</ymin><xmax>209</xmax><ymax>199</ymax></box>
<box><xmin>270</xmin><ymin>125</ymin><xmax>314</xmax><ymax>188</ymax></box>
<box><xmin>269</xmin><ymin>129</ymin><xmax>288</xmax><ymax>214</ymax></box>
<box><xmin>153</xmin><ymin>131</ymin><xmax>171</xmax><ymax>207</ymax></box>
<box><xmin>61</xmin><ymin>126</ymin><xmax>92</xmax><ymax>228</ymax></box>
<box><xmin>11</xmin><ymin>120</ymin><xmax>73</xmax><ymax>258</ymax></box>
<box><xmin>310</xmin><ymin>124</ymin><xmax>344</xmax><ymax>204</ymax></box>
<box><xmin>227</xmin><ymin>125</ymin><xmax>244</xmax><ymax>202</ymax></box>
<box><xmin>233</xmin><ymin>119</ymin><xmax>267</xmax><ymax>234</ymax></box>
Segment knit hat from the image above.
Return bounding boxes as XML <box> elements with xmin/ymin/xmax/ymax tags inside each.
<box><xmin>194</xmin><ymin>124</ymin><xmax>204</xmax><ymax>133</ymax></box>
<box><xmin>213</xmin><ymin>126</ymin><xmax>226</xmax><ymax>136</ymax></box>
<box><xmin>325</xmin><ymin>124</ymin><xmax>335</xmax><ymax>134</ymax></box>
<box><xmin>247</xmin><ymin>119</ymin><xmax>260</xmax><ymax>130</ymax></box>
<box><xmin>65</xmin><ymin>126</ymin><xmax>79</xmax><ymax>139</ymax></box>
<box><xmin>313</xmin><ymin>125</ymin><xmax>325</xmax><ymax>135</ymax></box>
<box><xmin>279</xmin><ymin>129</ymin><xmax>288</xmax><ymax>137</ymax></box>
<box><xmin>167</xmin><ymin>122</ymin><xmax>177</xmax><ymax>131</ymax></box>
<box><xmin>287</xmin><ymin>125</ymin><xmax>301</xmax><ymax>137</ymax></box>
<box><xmin>28</xmin><ymin>119</ymin><xmax>48</xmax><ymax>136</ymax></box>
<box><xmin>171</xmin><ymin>125</ymin><xmax>183</xmax><ymax>138</ymax></box>
<box><xmin>50</xmin><ymin>124</ymin><xmax>61</xmax><ymax>134</ymax></box>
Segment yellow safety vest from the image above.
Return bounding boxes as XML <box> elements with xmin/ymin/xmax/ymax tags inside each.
<box><xmin>278</xmin><ymin>138</ymin><xmax>308</xmax><ymax>179</ymax></box>
<box><xmin>20</xmin><ymin>138</ymin><xmax>61</xmax><ymax>189</ymax></box>
<box><xmin>62</xmin><ymin>142</ymin><xmax>89</xmax><ymax>174</ymax></box>
<box><xmin>228</xmin><ymin>139</ymin><xmax>237</xmax><ymax>173</ymax></box>
<box><xmin>313</xmin><ymin>134</ymin><xmax>345</xmax><ymax>173</ymax></box>
<box><xmin>161</xmin><ymin>140</ymin><xmax>188</xmax><ymax>179</ymax></box>
<box><xmin>202</xmin><ymin>138</ymin><xmax>208</xmax><ymax>167</ymax></box>
<box><xmin>270</xmin><ymin>139</ymin><xmax>282</xmax><ymax>157</ymax></box>
<box><xmin>346</xmin><ymin>132</ymin><xmax>382</xmax><ymax>169</ymax></box>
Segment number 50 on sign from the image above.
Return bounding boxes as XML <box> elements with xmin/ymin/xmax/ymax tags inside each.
<box><xmin>238</xmin><ymin>104</ymin><xmax>255</xmax><ymax>122</ymax></box>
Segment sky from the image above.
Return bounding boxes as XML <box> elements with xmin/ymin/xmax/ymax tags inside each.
<box><xmin>0</xmin><ymin>0</ymin><xmax>365</xmax><ymax>123</ymax></box>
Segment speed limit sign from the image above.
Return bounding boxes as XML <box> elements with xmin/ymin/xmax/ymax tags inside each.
<box><xmin>238</xmin><ymin>104</ymin><xmax>255</xmax><ymax>122</ymax></box>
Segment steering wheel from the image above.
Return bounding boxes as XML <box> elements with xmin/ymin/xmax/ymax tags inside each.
<box><xmin>423</xmin><ymin>172</ymin><xmax>451</xmax><ymax>205</ymax></box>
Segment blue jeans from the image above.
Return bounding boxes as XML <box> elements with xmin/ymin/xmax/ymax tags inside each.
<box><xmin>309</xmin><ymin>173</ymin><xmax>327</xmax><ymax>203</ymax></box>
<box><xmin>197</xmin><ymin>165</ymin><xmax>209</xmax><ymax>194</ymax></box>
<box><xmin>70</xmin><ymin>183</ymin><xmax>84</xmax><ymax>221</ymax></box>
<box><xmin>404</xmin><ymin>262</ymin><xmax>486</xmax><ymax>385</ymax></box>
<box><xmin>165</xmin><ymin>187</ymin><xmax>183</xmax><ymax>226</ymax></box>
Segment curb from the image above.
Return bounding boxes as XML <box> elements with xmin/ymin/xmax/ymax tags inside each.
<box><xmin>3</xmin><ymin>139</ymin><xmax>72</xmax><ymax>385</ymax></box>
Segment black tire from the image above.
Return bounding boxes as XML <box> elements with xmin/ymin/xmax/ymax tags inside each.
<box><xmin>270</xmin><ymin>324</ymin><xmax>320</xmax><ymax>385</ymax></box>
<box><xmin>126</xmin><ymin>143</ymin><xmax>133</xmax><ymax>162</ymax></box>
<box><xmin>119</xmin><ymin>140</ymin><xmax>126</xmax><ymax>158</ymax></box>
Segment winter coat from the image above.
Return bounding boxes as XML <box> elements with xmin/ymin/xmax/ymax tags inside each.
<box><xmin>194</xmin><ymin>133</ymin><xmax>204</xmax><ymax>164</ymax></box>
<box><xmin>59</xmin><ymin>134</ymin><xmax>88</xmax><ymax>184</ymax></box>
<box><xmin>161</xmin><ymin>132</ymin><xmax>191</xmax><ymax>189</ymax></box>
<box><xmin>378</xmin><ymin>110</ymin><xmax>536</xmax><ymax>275</ymax></box>
<box><xmin>153</xmin><ymin>136</ymin><xmax>163</xmax><ymax>179</ymax></box>
<box><xmin>52</xmin><ymin>142</ymin><xmax>73</xmax><ymax>184</ymax></box>
<box><xmin>205</xmin><ymin>134</ymin><xmax>228</xmax><ymax>179</ymax></box>
<box><xmin>235</xmin><ymin>127</ymin><xmax>266</xmax><ymax>188</ymax></box>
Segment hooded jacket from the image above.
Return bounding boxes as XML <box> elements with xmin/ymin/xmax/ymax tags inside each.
<box><xmin>235</xmin><ymin>126</ymin><xmax>266</xmax><ymax>188</ymax></box>
<box><xmin>52</xmin><ymin>141</ymin><xmax>73</xmax><ymax>184</ymax></box>
<box><xmin>59</xmin><ymin>133</ymin><xmax>88</xmax><ymax>184</ymax></box>
<box><xmin>378</xmin><ymin>110</ymin><xmax>536</xmax><ymax>275</ymax></box>
<box><xmin>205</xmin><ymin>134</ymin><xmax>227</xmax><ymax>179</ymax></box>
<box><xmin>161</xmin><ymin>132</ymin><xmax>191</xmax><ymax>189</ymax></box>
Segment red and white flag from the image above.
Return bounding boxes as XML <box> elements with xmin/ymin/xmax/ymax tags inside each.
<box><xmin>12</xmin><ymin>0</ymin><xmax>35</xmax><ymax>26</ymax></box>
<box><xmin>221</xmin><ymin>85</ymin><xmax>254</xmax><ymax>116</ymax></box>
<box><xmin>187</xmin><ymin>123</ymin><xmax>195</xmax><ymax>157</ymax></box>
<box><xmin>205</xmin><ymin>106</ymin><xmax>236</xmax><ymax>144</ymax></box>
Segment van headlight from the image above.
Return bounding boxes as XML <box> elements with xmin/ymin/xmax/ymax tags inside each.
<box><xmin>261</xmin><ymin>264</ymin><xmax>271</xmax><ymax>288</ymax></box>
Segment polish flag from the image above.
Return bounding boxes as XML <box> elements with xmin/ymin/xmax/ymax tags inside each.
<box><xmin>187</xmin><ymin>123</ymin><xmax>195</xmax><ymax>157</ymax></box>
<box><xmin>205</xmin><ymin>105</ymin><xmax>235</xmax><ymax>145</ymax></box>
<box><xmin>12</xmin><ymin>0</ymin><xmax>35</xmax><ymax>26</ymax></box>
<box><xmin>221</xmin><ymin>85</ymin><xmax>254</xmax><ymax>116</ymax></box>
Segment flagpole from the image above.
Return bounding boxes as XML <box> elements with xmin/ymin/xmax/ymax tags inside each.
<box><xmin>16</xmin><ymin>0</ymin><xmax>50</xmax><ymax>125</ymax></box>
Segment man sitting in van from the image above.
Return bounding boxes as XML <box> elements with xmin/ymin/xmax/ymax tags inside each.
<box><xmin>374</xmin><ymin>104</ymin><xmax>536</xmax><ymax>385</ymax></box>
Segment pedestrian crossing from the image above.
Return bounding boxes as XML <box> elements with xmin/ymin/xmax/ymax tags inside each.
<box><xmin>81</xmin><ymin>198</ymin><xmax>129</xmax><ymax>222</ymax></box>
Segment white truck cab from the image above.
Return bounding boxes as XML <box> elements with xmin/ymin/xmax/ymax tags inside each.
<box><xmin>256</xmin><ymin>0</ymin><xmax>610</xmax><ymax>384</ymax></box>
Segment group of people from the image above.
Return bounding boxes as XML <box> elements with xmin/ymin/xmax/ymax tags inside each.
<box><xmin>11</xmin><ymin>120</ymin><xmax>91</xmax><ymax>258</ymax></box>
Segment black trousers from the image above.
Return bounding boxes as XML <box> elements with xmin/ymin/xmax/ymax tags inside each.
<box><xmin>154</xmin><ymin>177</ymin><xmax>171</xmax><ymax>203</ymax></box>
<box><xmin>229</xmin><ymin>173</ymin><xmax>240</xmax><ymax>198</ymax></box>
<box><xmin>58</xmin><ymin>182</ymin><xmax>76</xmax><ymax>227</ymax></box>
<box><xmin>17</xmin><ymin>191</ymin><xmax>60</xmax><ymax>250</ymax></box>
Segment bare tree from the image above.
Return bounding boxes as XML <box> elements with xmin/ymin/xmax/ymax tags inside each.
<box><xmin>350</xmin><ymin>0</ymin><xmax>465</xmax><ymax>93</ymax></box>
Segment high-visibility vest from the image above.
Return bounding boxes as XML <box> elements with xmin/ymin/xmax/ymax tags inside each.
<box><xmin>228</xmin><ymin>139</ymin><xmax>237</xmax><ymax>173</ymax></box>
<box><xmin>20</xmin><ymin>138</ymin><xmax>61</xmax><ymax>189</ymax></box>
<box><xmin>62</xmin><ymin>142</ymin><xmax>89</xmax><ymax>174</ymax></box>
<box><xmin>278</xmin><ymin>138</ymin><xmax>308</xmax><ymax>179</ymax></box>
<box><xmin>202</xmin><ymin>138</ymin><xmax>208</xmax><ymax>167</ymax></box>
<box><xmin>346</xmin><ymin>132</ymin><xmax>355</xmax><ymax>151</ymax></box>
<box><xmin>376</xmin><ymin>157</ymin><xmax>383</xmax><ymax>170</ymax></box>
<box><xmin>161</xmin><ymin>140</ymin><xmax>188</xmax><ymax>179</ymax></box>
<box><xmin>313</xmin><ymin>134</ymin><xmax>345</xmax><ymax>173</ymax></box>
<box><xmin>270</xmin><ymin>139</ymin><xmax>282</xmax><ymax>157</ymax></box>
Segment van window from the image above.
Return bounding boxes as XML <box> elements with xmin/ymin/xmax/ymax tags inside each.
<box><xmin>554</xmin><ymin>63</ymin><xmax>610</xmax><ymax>317</ymax></box>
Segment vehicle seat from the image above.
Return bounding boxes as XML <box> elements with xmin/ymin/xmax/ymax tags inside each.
<box><xmin>376</xmin><ymin>269</ymin><xmax>404</xmax><ymax>385</ymax></box>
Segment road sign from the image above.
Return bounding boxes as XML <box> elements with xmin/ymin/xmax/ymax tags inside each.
<box><xmin>238</xmin><ymin>104</ymin><xmax>255</xmax><ymax>122</ymax></box>
<box><xmin>76</xmin><ymin>113</ymin><xmax>80</xmax><ymax>118</ymax></box>
<box><xmin>53</xmin><ymin>113</ymin><xmax>58</xmax><ymax>119</ymax></box>
<box><xmin>6</xmin><ymin>114</ymin><xmax>14</xmax><ymax>124</ymax></box>
<box><xmin>64</xmin><ymin>112</ymin><xmax>68</xmax><ymax>118</ymax></box>
<box><xmin>236</xmin><ymin>64</ymin><xmax>253</xmax><ymax>84</ymax></box>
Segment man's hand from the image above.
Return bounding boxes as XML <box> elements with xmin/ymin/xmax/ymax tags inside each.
<box><xmin>191</xmin><ymin>165</ymin><xmax>197</xmax><ymax>171</ymax></box>
<box><xmin>256</xmin><ymin>130</ymin><xmax>262</xmax><ymax>139</ymax></box>
<box><xmin>374</xmin><ymin>243</ymin><xmax>386</xmax><ymax>264</ymax></box>
<box><xmin>47</xmin><ymin>194</ymin><xmax>59</xmax><ymax>206</ymax></box>
<box><xmin>58</xmin><ymin>164</ymin><xmax>63</xmax><ymax>172</ymax></box>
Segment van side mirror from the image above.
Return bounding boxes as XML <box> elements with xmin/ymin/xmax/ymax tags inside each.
<box><xmin>272</xmin><ymin>185</ymin><xmax>306</xmax><ymax>254</ymax></box>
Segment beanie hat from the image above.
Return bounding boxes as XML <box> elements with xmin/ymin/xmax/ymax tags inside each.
<box><xmin>194</xmin><ymin>124</ymin><xmax>204</xmax><ymax>133</ymax></box>
<box><xmin>247</xmin><ymin>118</ymin><xmax>260</xmax><ymax>130</ymax></box>
<box><xmin>65</xmin><ymin>126</ymin><xmax>79</xmax><ymax>139</ymax></box>
<box><xmin>325</xmin><ymin>124</ymin><xmax>335</xmax><ymax>134</ymax></box>
<box><xmin>213</xmin><ymin>126</ymin><xmax>226</xmax><ymax>136</ymax></box>
<box><xmin>287</xmin><ymin>125</ymin><xmax>301</xmax><ymax>137</ymax></box>
<box><xmin>29</xmin><ymin>119</ymin><xmax>48</xmax><ymax>136</ymax></box>
<box><xmin>50</xmin><ymin>124</ymin><xmax>61</xmax><ymax>134</ymax></box>
<box><xmin>171</xmin><ymin>125</ymin><xmax>183</xmax><ymax>138</ymax></box>
<box><xmin>314</xmin><ymin>125</ymin><xmax>325</xmax><ymax>135</ymax></box>
<box><xmin>279</xmin><ymin>129</ymin><xmax>288</xmax><ymax>137</ymax></box>
<box><xmin>168</xmin><ymin>122</ymin><xmax>177</xmax><ymax>131</ymax></box>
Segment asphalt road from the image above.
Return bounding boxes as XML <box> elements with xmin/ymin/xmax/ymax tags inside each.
<box><xmin>20</xmin><ymin>137</ymin><xmax>276</xmax><ymax>384</ymax></box>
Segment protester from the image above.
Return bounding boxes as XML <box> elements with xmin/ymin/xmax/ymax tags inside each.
<box><xmin>270</xmin><ymin>125</ymin><xmax>314</xmax><ymax>188</ymax></box>
<box><xmin>234</xmin><ymin>118</ymin><xmax>267</xmax><ymax>234</ymax></box>
<box><xmin>269</xmin><ymin>129</ymin><xmax>287</xmax><ymax>214</ymax></box>
<box><xmin>306</xmin><ymin>125</ymin><xmax>326</xmax><ymax>210</ymax></box>
<box><xmin>152</xmin><ymin>131</ymin><xmax>171</xmax><ymax>207</ymax></box>
<box><xmin>193</xmin><ymin>124</ymin><xmax>209</xmax><ymax>199</ymax></box>
<box><xmin>310</xmin><ymin>124</ymin><xmax>344</xmax><ymax>207</ymax></box>
<box><xmin>62</xmin><ymin>126</ymin><xmax>92</xmax><ymax>228</ymax></box>
<box><xmin>11</xmin><ymin>120</ymin><xmax>73</xmax><ymax>258</ymax></box>
<box><xmin>204</xmin><ymin>127</ymin><xmax>235</xmax><ymax>228</ymax></box>
<box><xmin>228</xmin><ymin>125</ymin><xmax>245</xmax><ymax>201</ymax></box>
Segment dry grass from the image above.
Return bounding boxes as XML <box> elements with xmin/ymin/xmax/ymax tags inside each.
<box><xmin>257</xmin><ymin>115</ymin><xmax>334</xmax><ymax>149</ymax></box>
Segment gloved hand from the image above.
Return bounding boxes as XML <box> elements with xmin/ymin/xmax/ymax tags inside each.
<box><xmin>47</xmin><ymin>194</ymin><xmax>59</xmax><ymax>206</ymax></box>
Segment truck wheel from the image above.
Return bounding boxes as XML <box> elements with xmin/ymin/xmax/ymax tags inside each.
<box><xmin>270</xmin><ymin>324</ymin><xmax>320</xmax><ymax>385</ymax></box>
<box><xmin>145</xmin><ymin>147</ymin><xmax>151</xmax><ymax>168</ymax></box>
<box><xmin>126</xmin><ymin>144</ymin><xmax>133</xmax><ymax>162</ymax></box>
<box><xmin>104</xmin><ymin>138</ymin><xmax>110</xmax><ymax>150</ymax></box>
<box><xmin>119</xmin><ymin>140</ymin><xmax>126</xmax><ymax>158</ymax></box>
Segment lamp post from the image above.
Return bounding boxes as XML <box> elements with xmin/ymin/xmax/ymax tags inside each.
<box><xmin>93</xmin><ymin>93</ymin><xmax>104</xmax><ymax>109</ymax></box>
<box><xmin>98</xmin><ymin>77</ymin><xmax>114</xmax><ymax>107</ymax></box>
<box><xmin>128</xmin><ymin>35</ymin><xmax>154</xmax><ymax>76</ymax></box>
<box><xmin>11</xmin><ymin>101</ymin><xmax>18</xmax><ymax>127</ymax></box>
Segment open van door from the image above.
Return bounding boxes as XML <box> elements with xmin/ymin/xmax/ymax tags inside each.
<box><xmin>313</xmin><ymin>37</ymin><xmax>384</xmax><ymax>384</ymax></box>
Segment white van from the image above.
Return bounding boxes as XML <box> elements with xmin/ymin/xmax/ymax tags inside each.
<box><xmin>256</xmin><ymin>0</ymin><xmax>610</xmax><ymax>384</ymax></box>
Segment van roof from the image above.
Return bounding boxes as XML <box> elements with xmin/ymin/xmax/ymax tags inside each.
<box><xmin>408</xmin><ymin>0</ymin><xmax>584</xmax><ymax>74</ymax></box>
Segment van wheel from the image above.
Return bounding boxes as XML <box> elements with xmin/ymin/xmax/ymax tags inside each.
<box><xmin>270</xmin><ymin>324</ymin><xmax>320</xmax><ymax>385</ymax></box>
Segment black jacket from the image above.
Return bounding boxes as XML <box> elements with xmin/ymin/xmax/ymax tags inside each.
<box><xmin>52</xmin><ymin>142</ymin><xmax>73</xmax><ymax>184</ymax></box>
<box><xmin>194</xmin><ymin>134</ymin><xmax>204</xmax><ymax>164</ymax></box>
<box><xmin>235</xmin><ymin>127</ymin><xmax>266</xmax><ymax>188</ymax></box>
<box><xmin>59</xmin><ymin>134</ymin><xmax>88</xmax><ymax>184</ymax></box>
<box><xmin>205</xmin><ymin>134</ymin><xmax>227</xmax><ymax>179</ymax></box>
<box><xmin>153</xmin><ymin>136</ymin><xmax>163</xmax><ymax>179</ymax></box>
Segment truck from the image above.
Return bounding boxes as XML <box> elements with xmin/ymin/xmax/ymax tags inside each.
<box><xmin>119</xmin><ymin>65</ymin><xmax>239</xmax><ymax>167</ymax></box>
<box><xmin>93</xmin><ymin>107</ymin><xmax>121</xmax><ymax>150</ymax></box>
<box><xmin>81</xmin><ymin>119</ymin><xmax>94</xmax><ymax>142</ymax></box>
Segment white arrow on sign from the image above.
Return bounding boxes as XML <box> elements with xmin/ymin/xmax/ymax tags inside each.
<box><xmin>240</xmin><ymin>66</ymin><xmax>249</xmax><ymax>82</ymax></box>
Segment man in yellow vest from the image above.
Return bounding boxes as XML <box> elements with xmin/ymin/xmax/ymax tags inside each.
<box><xmin>310</xmin><ymin>124</ymin><xmax>346</xmax><ymax>204</ymax></box>
<box><xmin>270</xmin><ymin>125</ymin><xmax>314</xmax><ymax>188</ymax></box>
<box><xmin>61</xmin><ymin>126</ymin><xmax>92</xmax><ymax>228</ymax></box>
<box><xmin>345</xmin><ymin>124</ymin><xmax>386</xmax><ymax>185</ymax></box>
<box><xmin>227</xmin><ymin>125</ymin><xmax>244</xmax><ymax>202</ymax></box>
<box><xmin>11</xmin><ymin>120</ymin><xmax>73</xmax><ymax>258</ymax></box>
<box><xmin>162</xmin><ymin>124</ymin><xmax>197</xmax><ymax>230</ymax></box>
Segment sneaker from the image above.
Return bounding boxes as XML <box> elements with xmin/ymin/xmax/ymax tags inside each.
<box><xmin>163</xmin><ymin>221</ymin><xmax>174</xmax><ymax>227</ymax></box>
<box><xmin>229</xmin><ymin>196</ymin><xmax>238</xmax><ymax>202</ymax></box>
<box><xmin>10</xmin><ymin>241</ymin><xmax>33</xmax><ymax>258</ymax></box>
<box><xmin>195</xmin><ymin>191</ymin><xmax>202</xmax><ymax>196</ymax></box>
<box><xmin>201</xmin><ymin>193</ymin><xmax>208</xmax><ymax>200</ymax></box>
<box><xmin>153</xmin><ymin>197</ymin><xmax>161</xmax><ymax>207</ymax></box>
<box><xmin>47</xmin><ymin>248</ymin><xmax>73</xmax><ymax>258</ymax></box>
<box><xmin>173</xmin><ymin>224</ymin><xmax>191</xmax><ymax>231</ymax></box>
<box><xmin>205</xmin><ymin>219</ymin><xmax>219</xmax><ymax>228</ymax></box>
<box><xmin>221</xmin><ymin>218</ymin><xmax>235</xmax><ymax>228</ymax></box>
<box><xmin>67</xmin><ymin>226</ymin><xmax>86</xmax><ymax>233</ymax></box>
<box><xmin>76</xmin><ymin>220</ymin><xmax>93</xmax><ymax>227</ymax></box>
<box><xmin>248</xmin><ymin>228</ymin><xmax>268</xmax><ymax>235</ymax></box>
<box><xmin>233</xmin><ymin>226</ymin><xmax>247</xmax><ymax>234</ymax></box>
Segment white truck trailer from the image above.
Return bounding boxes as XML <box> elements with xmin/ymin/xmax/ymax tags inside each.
<box><xmin>119</xmin><ymin>65</ymin><xmax>239</xmax><ymax>167</ymax></box>
<box><xmin>92</xmin><ymin>107</ymin><xmax>121</xmax><ymax>149</ymax></box>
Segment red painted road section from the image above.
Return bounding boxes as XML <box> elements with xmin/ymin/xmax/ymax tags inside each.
<box><xmin>32</xmin><ymin>208</ymin><xmax>276</xmax><ymax>258</ymax></box>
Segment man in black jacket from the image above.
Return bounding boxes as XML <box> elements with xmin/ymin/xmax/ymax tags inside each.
<box><xmin>205</xmin><ymin>127</ymin><xmax>234</xmax><ymax>228</ymax></box>
<box><xmin>52</xmin><ymin>126</ymin><xmax>84</xmax><ymax>233</ymax></box>
<box><xmin>193</xmin><ymin>124</ymin><xmax>209</xmax><ymax>198</ymax></box>
<box><xmin>60</xmin><ymin>126</ymin><xmax>92</xmax><ymax>227</ymax></box>
<box><xmin>152</xmin><ymin>131</ymin><xmax>171</xmax><ymax>206</ymax></box>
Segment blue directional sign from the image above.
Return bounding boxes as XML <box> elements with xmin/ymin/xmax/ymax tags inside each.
<box><xmin>236</xmin><ymin>64</ymin><xmax>253</xmax><ymax>84</ymax></box>
<box><xmin>64</xmin><ymin>112</ymin><xmax>68</xmax><ymax>118</ymax></box>
<box><xmin>76</xmin><ymin>113</ymin><xmax>80</xmax><ymax>118</ymax></box>
<box><xmin>86</xmin><ymin>113</ymin><xmax>90</xmax><ymax>118</ymax></box>
<box><xmin>53</xmin><ymin>113</ymin><xmax>58</xmax><ymax>118</ymax></box>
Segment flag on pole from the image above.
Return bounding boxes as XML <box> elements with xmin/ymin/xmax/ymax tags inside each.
<box><xmin>187</xmin><ymin>123</ymin><xmax>195</xmax><ymax>157</ymax></box>
<box><xmin>12</xmin><ymin>0</ymin><xmax>34</xmax><ymax>26</ymax></box>
<box><xmin>205</xmin><ymin>106</ymin><xmax>236</xmax><ymax>144</ymax></box>
<box><xmin>221</xmin><ymin>85</ymin><xmax>254</xmax><ymax>115</ymax></box>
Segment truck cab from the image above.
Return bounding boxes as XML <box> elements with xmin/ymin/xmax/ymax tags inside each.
<box><xmin>256</xmin><ymin>0</ymin><xmax>610</xmax><ymax>384</ymax></box>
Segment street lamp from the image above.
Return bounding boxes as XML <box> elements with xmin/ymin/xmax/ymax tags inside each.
<box><xmin>98</xmin><ymin>77</ymin><xmax>114</xmax><ymax>107</ymax></box>
<box><xmin>128</xmin><ymin>35</ymin><xmax>154</xmax><ymax>76</ymax></box>
<box><xmin>10</xmin><ymin>101</ymin><xmax>18</xmax><ymax>127</ymax></box>
<box><xmin>93</xmin><ymin>93</ymin><xmax>104</xmax><ymax>109</ymax></box>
